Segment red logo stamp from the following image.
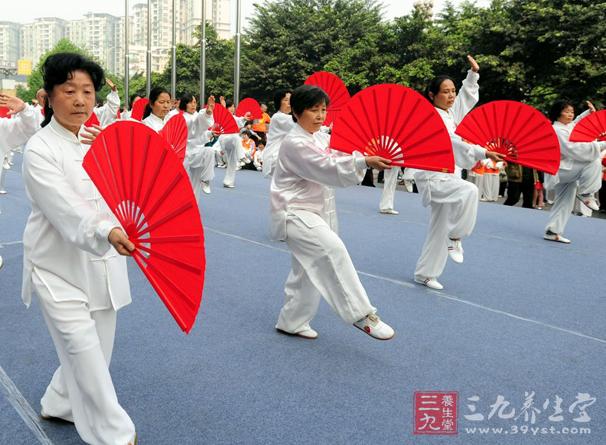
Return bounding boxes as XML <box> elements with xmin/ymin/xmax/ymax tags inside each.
<box><xmin>414</xmin><ymin>391</ymin><xmax>458</xmax><ymax>435</ymax></box>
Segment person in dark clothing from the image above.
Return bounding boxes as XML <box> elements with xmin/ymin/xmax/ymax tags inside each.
<box><xmin>503</xmin><ymin>162</ymin><xmax>534</xmax><ymax>208</ymax></box>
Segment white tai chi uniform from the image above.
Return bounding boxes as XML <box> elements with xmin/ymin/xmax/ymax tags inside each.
<box><xmin>93</xmin><ymin>90</ymin><xmax>120</xmax><ymax>128</ymax></box>
<box><xmin>544</xmin><ymin>111</ymin><xmax>605</xmax><ymax>235</ymax></box>
<box><xmin>481</xmin><ymin>159</ymin><xmax>501</xmax><ymax>202</ymax></box>
<box><xmin>22</xmin><ymin>117</ymin><xmax>136</xmax><ymax>445</ymax></box>
<box><xmin>218</xmin><ymin>133</ymin><xmax>241</xmax><ymax>187</ymax></box>
<box><xmin>379</xmin><ymin>167</ymin><xmax>399</xmax><ymax>211</ymax></box>
<box><xmin>183</xmin><ymin>110</ymin><xmax>215</xmax><ymax>202</ymax></box>
<box><xmin>142</xmin><ymin>112</ymin><xmax>168</xmax><ymax>132</ymax></box>
<box><xmin>262</xmin><ymin>111</ymin><xmax>296</xmax><ymax>177</ymax></box>
<box><xmin>0</xmin><ymin>105</ymin><xmax>39</xmax><ymax>194</ymax></box>
<box><xmin>270</xmin><ymin>124</ymin><xmax>376</xmax><ymax>334</ymax></box>
<box><xmin>410</xmin><ymin>70</ymin><xmax>487</xmax><ymax>280</ymax></box>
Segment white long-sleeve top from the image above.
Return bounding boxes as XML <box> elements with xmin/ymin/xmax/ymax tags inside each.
<box><xmin>270</xmin><ymin>123</ymin><xmax>367</xmax><ymax>241</ymax></box>
<box><xmin>183</xmin><ymin>110</ymin><xmax>214</xmax><ymax>147</ymax></box>
<box><xmin>21</xmin><ymin>117</ymin><xmax>131</xmax><ymax>311</ymax></box>
<box><xmin>142</xmin><ymin>113</ymin><xmax>168</xmax><ymax>132</ymax></box>
<box><xmin>553</xmin><ymin>110</ymin><xmax>605</xmax><ymax>169</ymax></box>
<box><xmin>411</xmin><ymin>70</ymin><xmax>487</xmax><ymax>187</ymax></box>
<box><xmin>93</xmin><ymin>90</ymin><xmax>120</xmax><ymax>128</ymax></box>
<box><xmin>0</xmin><ymin>104</ymin><xmax>38</xmax><ymax>149</ymax></box>
<box><xmin>262</xmin><ymin>111</ymin><xmax>296</xmax><ymax>177</ymax></box>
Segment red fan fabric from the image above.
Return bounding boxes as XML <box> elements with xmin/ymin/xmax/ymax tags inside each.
<box><xmin>304</xmin><ymin>71</ymin><xmax>351</xmax><ymax>126</ymax></box>
<box><xmin>212</xmin><ymin>103</ymin><xmax>239</xmax><ymax>134</ymax></box>
<box><xmin>83</xmin><ymin>120</ymin><xmax>205</xmax><ymax>333</ymax></box>
<box><xmin>455</xmin><ymin>100</ymin><xmax>560</xmax><ymax>175</ymax></box>
<box><xmin>236</xmin><ymin>98</ymin><xmax>262</xmax><ymax>120</ymax></box>
<box><xmin>84</xmin><ymin>112</ymin><xmax>100</xmax><ymax>127</ymax></box>
<box><xmin>0</xmin><ymin>107</ymin><xmax>11</xmax><ymax>118</ymax></box>
<box><xmin>569</xmin><ymin>110</ymin><xmax>606</xmax><ymax>142</ymax></box>
<box><xmin>330</xmin><ymin>84</ymin><xmax>454</xmax><ymax>172</ymax></box>
<box><xmin>130</xmin><ymin>98</ymin><xmax>149</xmax><ymax>121</ymax></box>
<box><xmin>160</xmin><ymin>114</ymin><xmax>188</xmax><ymax>161</ymax></box>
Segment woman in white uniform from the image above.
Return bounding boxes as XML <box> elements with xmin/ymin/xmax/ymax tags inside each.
<box><xmin>271</xmin><ymin>85</ymin><xmax>395</xmax><ymax>341</ymax></box>
<box><xmin>411</xmin><ymin>55</ymin><xmax>504</xmax><ymax>290</ymax></box>
<box><xmin>142</xmin><ymin>87</ymin><xmax>172</xmax><ymax>131</ymax></box>
<box><xmin>22</xmin><ymin>53</ymin><xmax>137</xmax><ymax>445</ymax></box>
<box><xmin>544</xmin><ymin>100</ymin><xmax>605</xmax><ymax>243</ymax></box>
<box><xmin>262</xmin><ymin>90</ymin><xmax>295</xmax><ymax>177</ymax></box>
<box><xmin>179</xmin><ymin>93</ymin><xmax>216</xmax><ymax>199</ymax></box>
<box><xmin>0</xmin><ymin>93</ymin><xmax>39</xmax><ymax>270</ymax></box>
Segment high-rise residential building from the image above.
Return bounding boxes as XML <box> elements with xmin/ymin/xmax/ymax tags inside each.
<box><xmin>67</xmin><ymin>13</ymin><xmax>122</xmax><ymax>75</ymax></box>
<box><xmin>20</xmin><ymin>17</ymin><xmax>66</xmax><ymax>67</ymax></box>
<box><xmin>16</xmin><ymin>0</ymin><xmax>232</xmax><ymax>76</ymax></box>
<box><xmin>0</xmin><ymin>22</ymin><xmax>22</xmax><ymax>70</ymax></box>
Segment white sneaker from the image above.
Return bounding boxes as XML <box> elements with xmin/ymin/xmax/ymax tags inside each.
<box><xmin>447</xmin><ymin>238</ymin><xmax>464</xmax><ymax>263</ymax></box>
<box><xmin>353</xmin><ymin>313</ymin><xmax>395</xmax><ymax>340</ymax></box>
<box><xmin>276</xmin><ymin>327</ymin><xmax>319</xmax><ymax>340</ymax></box>
<box><xmin>414</xmin><ymin>276</ymin><xmax>444</xmax><ymax>290</ymax></box>
<box><xmin>217</xmin><ymin>163</ymin><xmax>226</xmax><ymax>169</ymax></box>
<box><xmin>576</xmin><ymin>194</ymin><xmax>599</xmax><ymax>211</ymax></box>
<box><xmin>379</xmin><ymin>209</ymin><xmax>399</xmax><ymax>215</ymax></box>
<box><xmin>544</xmin><ymin>230</ymin><xmax>570</xmax><ymax>244</ymax></box>
<box><xmin>201</xmin><ymin>181</ymin><xmax>211</xmax><ymax>194</ymax></box>
<box><xmin>0</xmin><ymin>255</ymin><xmax>3</xmax><ymax>270</ymax></box>
<box><xmin>40</xmin><ymin>408</ymin><xmax>74</xmax><ymax>423</ymax></box>
<box><xmin>223</xmin><ymin>183</ymin><xmax>235</xmax><ymax>188</ymax></box>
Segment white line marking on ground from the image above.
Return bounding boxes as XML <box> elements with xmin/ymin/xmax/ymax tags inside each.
<box><xmin>0</xmin><ymin>365</ymin><xmax>54</xmax><ymax>445</ymax></box>
<box><xmin>0</xmin><ymin>240</ymin><xmax>24</xmax><ymax>247</ymax></box>
<box><xmin>206</xmin><ymin>226</ymin><xmax>606</xmax><ymax>345</ymax></box>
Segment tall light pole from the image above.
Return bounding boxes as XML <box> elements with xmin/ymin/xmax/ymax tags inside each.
<box><xmin>200</xmin><ymin>0</ymin><xmax>206</xmax><ymax>104</ymax></box>
<box><xmin>146</xmin><ymin>0</ymin><xmax>151</xmax><ymax>97</ymax></box>
<box><xmin>233</xmin><ymin>0</ymin><xmax>241</xmax><ymax>105</ymax></box>
<box><xmin>171</xmin><ymin>0</ymin><xmax>177</xmax><ymax>98</ymax></box>
<box><xmin>124</xmin><ymin>0</ymin><xmax>130</xmax><ymax>108</ymax></box>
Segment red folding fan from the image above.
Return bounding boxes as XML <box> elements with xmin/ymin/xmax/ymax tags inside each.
<box><xmin>304</xmin><ymin>71</ymin><xmax>351</xmax><ymax>126</ymax></box>
<box><xmin>455</xmin><ymin>100</ymin><xmax>560</xmax><ymax>175</ymax></box>
<box><xmin>160</xmin><ymin>113</ymin><xmax>188</xmax><ymax>161</ymax></box>
<box><xmin>212</xmin><ymin>103</ymin><xmax>239</xmax><ymax>134</ymax></box>
<box><xmin>130</xmin><ymin>98</ymin><xmax>149</xmax><ymax>121</ymax></box>
<box><xmin>84</xmin><ymin>112</ymin><xmax>100</xmax><ymax>127</ymax></box>
<box><xmin>330</xmin><ymin>84</ymin><xmax>454</xmax><ymax>171</ymax></box>
<box><xmin>570</xmin><ymin>110</ymin><xmax>606</xmax><ymax>142</ymax></box>
<box><xmin>236</xmin><ymin>98</ymin><xmax>262</xmax><ymax>120</ymax></box>
<box><xmin>83</xmin><ymin>120</ymin><xmax>205</xmax><ymax>333</ymax></box>
<box><xmin>0</xmin><ymin>107</ymin><xmax>11</xmax><ymax>118</ymax></box>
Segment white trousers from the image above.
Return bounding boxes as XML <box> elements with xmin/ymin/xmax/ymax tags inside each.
<box><xmin>546</xmin><ymin>160</ymin><xmax>602</xmax><ymax>234</ymax></box>
<box><xmin>188</xmin><ymin>148</ymin><xmax>216</xmax><ymax>203</ymax></box>
<box><xmin>222</xmin><ymin>140</ymin><xmax>240</xmax><ymax>187</ymax></box>
<box><xmin>483</xmin><ymin>174</ymin><xmax>499</xmax><ymax>201</ymax></box>
<box><xmin>415</xmin><ymin>177</ymin><xmax>478</xmax><ymax>279</ymax></box>
<box><xmin>379</xmin><ymin>168</ymin><xmax>399</xmax><ymax>211</ymax></box>
<box><xmin>33</xmin><ymin>269</ymin><xmax>135</xmax><ymax>445</ymax></box>
<box><xmin>276</xmin><ymin>211</ymin><xmax>376</xmax><ymax>333</ymax></box>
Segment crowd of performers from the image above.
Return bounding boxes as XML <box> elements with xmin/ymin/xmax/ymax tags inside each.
<box><xmin>1</xmin><ymin>51</ymin><xmax>605</xmax><ymax>444</ymax></box>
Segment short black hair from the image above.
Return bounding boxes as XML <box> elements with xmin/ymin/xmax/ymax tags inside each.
<box><xmin>179</xmin><ymin>93</ymin><xmax>195</xmax><ymax>111</ymax></box>
<box><xmin>273</xmin><ymin>89</ymin><xmax>292</xmax><ymax>111</ymax></box>
<box><xmin>290</xmin><ymin>85</ymin><xmax>330</xmax><ymax>123</ymax></box>
<box><xmin>143</xmin><ymin>86</ymin><xmax>171</xmax><ymax>119</ymax></box>
<box><xmin>549</xmin><ymin>99</ymin><xmax>575</xmax><ymax>122</ymax></box>
<box><xmin>425</xmin><ymin>75</ymin><xmax>455</xmax><ymax>103</ymax></box>
<box><xmin>41</xmin><ymin>52</ymin><xmax>105</xmax><ymax>127</ymax></box>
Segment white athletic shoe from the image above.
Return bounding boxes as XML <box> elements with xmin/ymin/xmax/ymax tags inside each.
<box><xmin>223</xmin><ymin>183</ymin><xmax>235</xmax><ymax>188</ymax></box>
<box><xmin>544</xmin><ymin>230</ymin><xmax>571</xmax><ymax>244</ymax></box>
<box><xmin>201</xmin><ymin>181</ymin><xmax>211</xmax><ymax>194</ymax></box>
<box><xmin>276</xmin><ymin>327</ymin><xmax>319</xmax><ymax>340</ymax></box>
<box><xmin>353</xmin><ymin>313</ymin><xmax>395</xmax><ymax>340</ymax></box>
<box><xmin>414</xmin><ymin>276</ymin><xmax>444</xmax><ymax>290</ymax></box>
<box><xmin>379</xmin><ymin>208</ymin><xmax>399</xmax><ymax>215</ymax></box>
<box><xmin>576</xmin><ymin>194</ymin><xmax>599</xmax><ymax>211</ymax></box>
<box><xmin>447</xmin><ymin>238</ymin><xmax>464</xmax><ymax>263</ymax></box>
<box><xmin>0</xmin><ymin>255</ymin><xmax>3</xmax><ymax>270</ymax></box>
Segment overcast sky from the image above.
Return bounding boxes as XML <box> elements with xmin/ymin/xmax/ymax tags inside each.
<box><xmin>4</xmin><ymin>0</ymin><xmax>491</xmax><ymax>28</ymax></box>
